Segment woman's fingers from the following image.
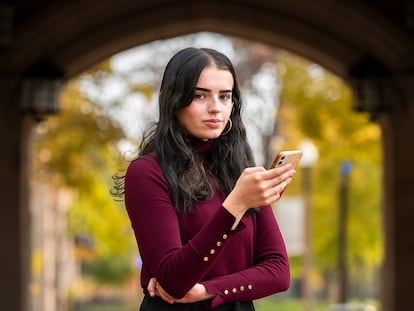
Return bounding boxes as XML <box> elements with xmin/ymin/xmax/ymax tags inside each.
<box><xmin>255</xmin><ymin>165</ymin><xmax>295</xmax><ymax>191</ymax></box>
<box><xmin>156</xmin><ymin>282</ymin><xmax>175</xmax><ymax>304</ymax></box>
<box><xmin>244</xmin><ymin>166</ymin><xmax>267</xmax><ymax>174</ymax></box>
<box><xmin>147</xmin><ymin>278</ymin><xmax>175</xmax><ymax>304</ymax></box>
<box><xmin>147</xmin><ymin>278</ymin><xmax>157</xmax><ymax>297</ymax></box>
<box><xmin>224</xmin><ymin>164</ymin><xmax>296</xmax><ymax>215</ymax></box>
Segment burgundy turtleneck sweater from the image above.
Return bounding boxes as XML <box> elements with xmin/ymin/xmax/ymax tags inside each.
<box><xmin>124</xmin><ymin>138</ymin><xmax>290</xmax><ymax>309</ymax></box>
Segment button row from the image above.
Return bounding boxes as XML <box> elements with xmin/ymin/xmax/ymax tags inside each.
<box><xmin>203</xmin><ymin>233</ymin><xmax>228</xmax><ymax>262</ymax></box>
<box><xmin>223</xmin><ymin>284</ymin><xmax>253</xmax><ymax>295</ymax></box>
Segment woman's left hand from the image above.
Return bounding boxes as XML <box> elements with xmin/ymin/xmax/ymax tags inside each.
<box><xmin>147</xmin><ymin>278</ymin><xmax>214</xmax><ymax>304</ymax></box>
<box><xmin>148</xmin><ymin>277</ymin><xmax>174</xmax><ymax>304</ymax></box>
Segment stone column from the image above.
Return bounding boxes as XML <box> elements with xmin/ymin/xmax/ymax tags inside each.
<box><xmin>0</xmin><ymin>77</ymin><xmax>31</xmax><ymax>310</ymax></box>
<box><xmin>378</xmin><ymin>78</ymin><xmax>414</xmax><ymax>311</ymax></box>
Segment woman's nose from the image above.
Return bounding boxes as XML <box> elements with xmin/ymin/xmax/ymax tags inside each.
<box><xmin>208</xmin><ymin>96</ymin><xmax>221</xmax><ymax>112</ymax></box>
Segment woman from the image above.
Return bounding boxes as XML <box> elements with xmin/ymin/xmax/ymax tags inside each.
<box><xmin>123</xmin><ymin>47</ymin><xmax>295</xmax><ymax>310</ymax></box>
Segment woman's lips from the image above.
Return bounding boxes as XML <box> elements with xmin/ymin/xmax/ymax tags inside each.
<box><xmin>203</xmin><ymin>119</ymin><xmax>222</xmax><ymax>129</ymax></box>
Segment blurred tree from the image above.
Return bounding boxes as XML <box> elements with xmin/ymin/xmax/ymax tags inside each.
<box><xmin>274</xmin><ymin>51</ymin><xmax>382</xmax><ymax>299</ymax></box>
<box><xmin>32</xmin><ymin>74</ymin><xmax>136</xmax><ymax>285</ymax></box>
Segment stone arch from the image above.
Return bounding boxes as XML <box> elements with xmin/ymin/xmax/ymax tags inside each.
<box><xmin>1</xmin><ymin>1</ymin><xmax>414</xmax><ymax>310</ymax></box>
<box><xmin>8</xmin><ymin>1</ymin><xmax>414</xmax><ymax>78</ymax></box>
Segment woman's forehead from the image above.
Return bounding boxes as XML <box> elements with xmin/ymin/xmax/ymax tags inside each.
<box><xmin>196</xmin><ymin>66</ymin><xmax>234</xmax><ymax>90</ymax></box>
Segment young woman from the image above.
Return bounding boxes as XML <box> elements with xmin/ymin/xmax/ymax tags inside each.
<box><xmin>123</xmin><ymin>47</ymin><xmax>295</xmax><ymax>310</ymax></box>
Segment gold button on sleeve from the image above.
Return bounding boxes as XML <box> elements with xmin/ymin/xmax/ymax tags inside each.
<box><xmin>203</xmin><ymin>256</ymin><xmax>209</xmax><ymax>262</ymax></box>
<box><xmin>248</xmin><ymin>284</ymin><xmax>253</xmax><ymax>290</ymax></box>
<box><xmin>232</xmin><ymin>288</ymin><xmax>237</xmax><ymax>294</ymax></box>
<box><xmin>210</xmin><ymin>249</ymin><xmax>215</xmax><ymax>255</ymax></box>
<box><xmin>224</xmin><ymin>289</ymin><xmax>229</xmax><ymax>295</ymax></box>
<box><xmin>222</xmin><ymin>234</ymin><xmax>228</xmax><ymax>240</ymax></box>
<box><xmin>216</xmin><ymin>241</ymin><xmax>222</xmax><ymax>247</ymax></box>
<box><xmin>240</xmin><ymin>286</ymin><xmax>245</xmax><ymax>291</ymax></box>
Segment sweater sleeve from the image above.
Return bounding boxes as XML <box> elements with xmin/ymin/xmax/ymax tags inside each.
<box><xmin>200</xmin><ymin>205</ymin><xmax>290</xmax><ymax>308</ymax></box>
<box><xmin>125</xmin><ymin>156</ymin><xmax>243</xmax><ymax>299</ymax></box>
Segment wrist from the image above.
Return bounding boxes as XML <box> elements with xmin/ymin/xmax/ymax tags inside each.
<box><xmin>196</xmin><ymin>283</ymin><xmax>215</xmax><ymax>300</ymax></box>
<box><xmin>222</xmin><ymin>196</ymin><xmax>245</xmax><ymax>219</ymax></box>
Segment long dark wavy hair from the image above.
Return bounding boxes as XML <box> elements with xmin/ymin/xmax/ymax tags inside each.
<box><xmin>114</xmin><ymin>47</ymin><xmax>254</xmax><ymax>213</ymax></box>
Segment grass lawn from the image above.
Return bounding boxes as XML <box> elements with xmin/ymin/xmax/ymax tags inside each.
<box><xmin>254</xmin><ymin>297</ymin><xmax>329</xmax><ymax>311</ymax></box>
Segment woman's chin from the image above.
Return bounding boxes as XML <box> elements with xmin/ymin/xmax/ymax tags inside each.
<box><xmin>194</xmin><ymin>131</ymin><xmax>222</xmax><ymax>141</ymax></box>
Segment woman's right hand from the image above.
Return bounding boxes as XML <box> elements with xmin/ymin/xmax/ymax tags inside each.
<box><xmin>147</xmin><ymin>278</ymin><xmax>214</xmax><ymax>304</ymax></box>
<box><xmin>222</xmin><ymin>164</ymin><xmax>295</xmax><ymax>221</ymax></box>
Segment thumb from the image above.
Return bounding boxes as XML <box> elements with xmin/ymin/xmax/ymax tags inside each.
<box><xmin>147</xmin><ymin>278</ymin><xmax>157</xmax><ymax>297</ymax></box>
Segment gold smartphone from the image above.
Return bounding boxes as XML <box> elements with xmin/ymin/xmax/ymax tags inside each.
<box><xmin>270</xmin><ymin>149</ymin><xmax>303</xmax><ymax>169</ymax></box>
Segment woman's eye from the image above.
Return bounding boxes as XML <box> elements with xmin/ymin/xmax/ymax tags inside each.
<box><xmin>220</xmin><ymin>94</ymin><xmax>232</xmax><ymax>101</ymax></box>
<box><xmin>194</xmin><ymin>93</ymin><xmax>205</xmax><ymax>99</ymax></box>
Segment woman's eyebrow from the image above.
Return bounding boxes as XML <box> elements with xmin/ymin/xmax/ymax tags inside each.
<box><xmin>195</xmin><ymin>87</ymin><xmax>232</xmax><ymax>93</ymax></box>
<box><xmin>195</xmin><ymin>87</ymin><xmax>211</xmax><ymax>92</ymax></box>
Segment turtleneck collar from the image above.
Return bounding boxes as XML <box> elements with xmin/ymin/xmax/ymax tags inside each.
<box><xmin>187</xmin><ymin>136</ymin><xmax>214</xmax><ymax>155</ymax></box>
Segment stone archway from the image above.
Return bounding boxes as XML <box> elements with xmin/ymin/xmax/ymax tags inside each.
<box><xmin>1</xmin><ymin>1</ymin><xmax>414</xmax><ymax>310</ymax></box>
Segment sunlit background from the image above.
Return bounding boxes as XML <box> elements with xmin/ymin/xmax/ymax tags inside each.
<box><xmin>30</xmin><ymin>32</ymin><xmax>382</xmax><ymax>311</ymax></box>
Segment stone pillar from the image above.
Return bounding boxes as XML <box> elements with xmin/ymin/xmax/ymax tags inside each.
<box><xmin>378</xmin><ymin>79</ymin><xmax>414</xmax><ymax>311</ymax></box>
<box><xmin>0</xmin><ymin>77</ymin><xmax>31</xmax><ymax>311</ymax></box>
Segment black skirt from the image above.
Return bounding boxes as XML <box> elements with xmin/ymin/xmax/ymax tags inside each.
<box><xmin>140</xmin><ymin>295</ymin><xmax>255</xmax><ymax>311</ymax></box>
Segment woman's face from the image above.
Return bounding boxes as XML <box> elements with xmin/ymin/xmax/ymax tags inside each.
<box><xmin>176</xmin><ymin>65</ymin><xmax>234</xmax><ymax>141</ymax></box>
